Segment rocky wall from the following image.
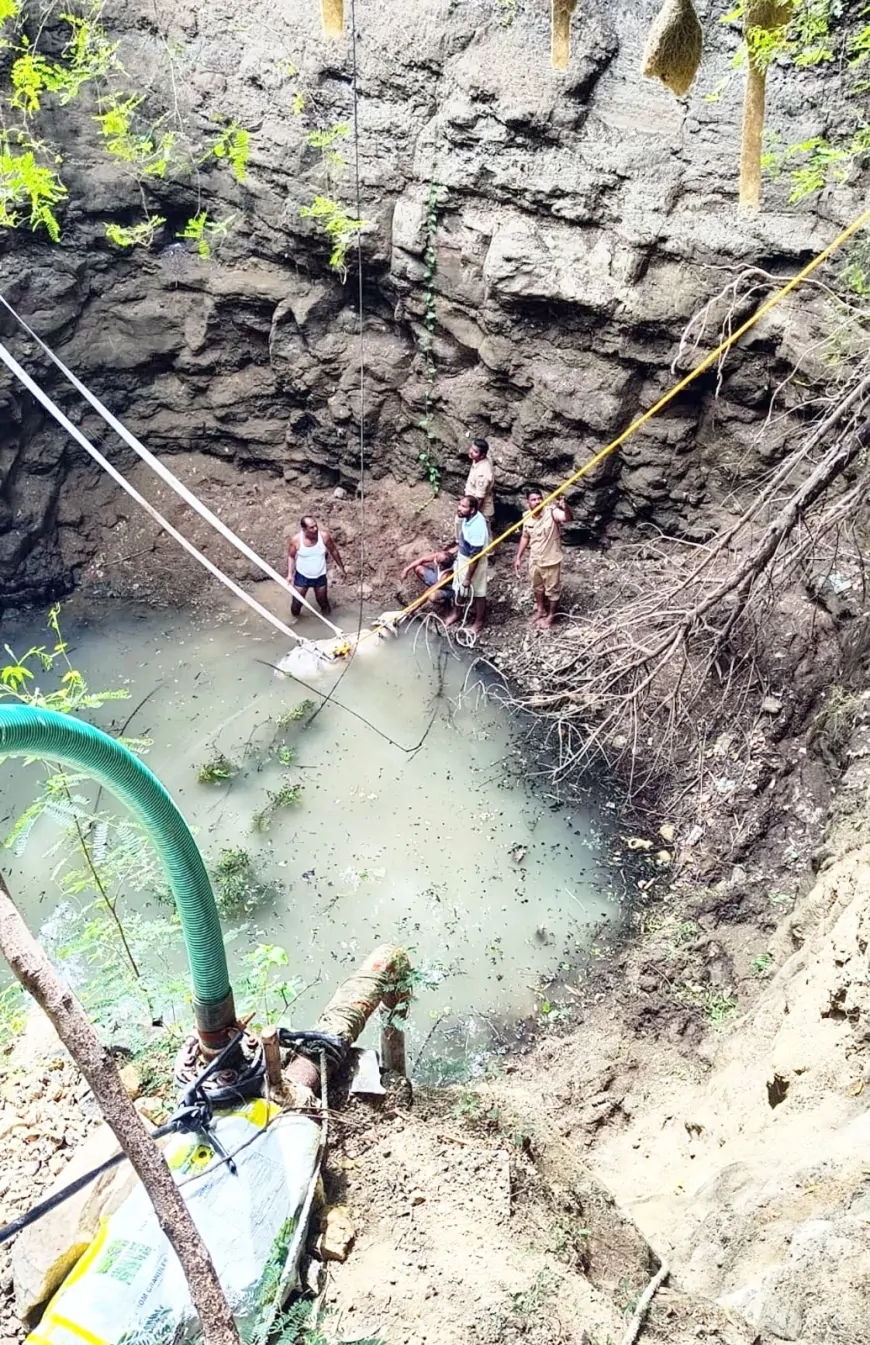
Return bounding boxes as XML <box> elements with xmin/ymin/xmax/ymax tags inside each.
<box><xmin>0</xmin><ymin>0</ymin><xmax>862</xmax><ymax>611</ymax></box>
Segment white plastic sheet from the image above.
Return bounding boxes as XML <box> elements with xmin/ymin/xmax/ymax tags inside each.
<box><xmin>28</xmin><ymin>1102</ymin><xmax>321</xmax><ymax>1345</ymax></box>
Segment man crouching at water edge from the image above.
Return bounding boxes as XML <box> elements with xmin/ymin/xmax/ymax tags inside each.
<box><xmin>400</xmin><ymin>542</ymin><xmax>458</xmax><ymax>607</ymax></box>
<box><xmin>287</xmin><ymin>515</ymin><xmax>347</xmax><ymax>617</ymax></box>
<box><xmin>514</xmin><ymin>488</ymin><xmax>572</xmax><ymax>630</ymax></box>
<box><xmin>446</xmin><ymin>495</ymin><xmax>489</xmax><ymax>636</ymax></box>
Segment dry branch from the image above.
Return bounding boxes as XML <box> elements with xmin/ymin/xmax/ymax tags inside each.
<box><xmin>0</xmin><ymin>871</ymin><xmax>240</xmax><ymax>1345</ymax></box>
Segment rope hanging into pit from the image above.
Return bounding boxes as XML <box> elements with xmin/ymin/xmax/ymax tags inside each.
<box><xmin>381</xmin><ymin>204</ymin><xmax>870</xmax><ymax>628</ymax></box>
<box><xmin>0</xmin><ymin>293</ymin><xmax>342</xmax><ymax>638</ymax></box>
<box><xmin>351</xmin><ymin>0</ymin><xmax>366</xmax><ymax>632</ymax></box>
<box><xmin>0</xmin><ymin>337</ymin><xmax>321</xmax><ymax>650</ymax></box>
<box><xmin>303</xmin><ymin>0</ymin><xmax>368</xmax><ymax>728</ymax></box>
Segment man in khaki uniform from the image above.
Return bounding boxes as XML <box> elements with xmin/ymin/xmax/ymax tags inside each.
<box><xmin>514</xmin><ymin>488</ymin><xmax>572</xmax><ymax>629</ymax></box>
<box><xmin>464</xmin><ymin>438</ymin><xmax>495</xmax><ymax>524</ymax></box>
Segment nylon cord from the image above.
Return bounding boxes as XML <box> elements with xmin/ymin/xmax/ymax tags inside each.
<box><xmin>305</xmin><ymin>0</ymin><xmax>368</xmax><ymax>731</ymax></box>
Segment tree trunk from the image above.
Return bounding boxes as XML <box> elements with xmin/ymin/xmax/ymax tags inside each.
<box><xmin>0</xmin><ymin>872</ymin><xmax>240</xmax><ymax>1345</ymax></box>
<box><xmin>739</xmin><ymin>58</ymin><xmax>766</xmax><ymax>209</ymax></box>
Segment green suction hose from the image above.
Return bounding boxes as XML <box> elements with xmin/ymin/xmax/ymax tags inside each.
<box><xmin>0</xmin><ymin>705</ymin><xmax>235</xmax><ymax>1043</ymax></box>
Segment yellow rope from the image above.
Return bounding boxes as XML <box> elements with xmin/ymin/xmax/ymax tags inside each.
<box><xmin>384</xmin><ymin>205</ymin><xmax>870</xmax><ymax>627</ymax></box>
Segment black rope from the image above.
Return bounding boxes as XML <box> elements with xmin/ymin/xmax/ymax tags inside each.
<box><xmin>351</xmin><ymin>0</ymin><xmax>366</xmax><ymax>641</ymax></box>
<box><xmin>0</xmin><ymin>1027</ymin><xmax>352</xmax><ymax>1248</ymax></box>
<box><xmin>305</xmin><ymin>0</ymin><xmax>366</xmax><ymax>734</ymax></box>
<box><xmin>255</xmin><ymin>658</ymin><xmax>440</xmax><ymax>755</ymax></box>
<box><xmin>0</xmin><ymin>1030</ymin><xmax>246</xmax><ymax>1248</ymax></box>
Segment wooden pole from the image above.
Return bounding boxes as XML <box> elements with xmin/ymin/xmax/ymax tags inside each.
<box><xmin>321</xmin><ymin>0</ymin><xmax>344</xmax><ymax>37</ymax></box>
<box><xmin>261</xmin><ymin>1025</ymin><xmax>283</xmax><ymax>1090</ymax></box>
<box><xmin>552</xmin><ymin>0</ymin><xmax>578</xmax><ymax>70</ymax></box>
<box><xmin>739</xmin><ymin>58</ymin><xmax>766</xmax><ymax>209</ymax></box>
<box><xmin>380</xmin><ymin>1022</ymin><xmax>406</xmax><ymax>1076</ymax></box>
<box><xmin>0</xmin><ymin>873</ymin><xmax>240</xmax><ymax>1345</ymax></box>
<box><xmin>739</xmin><ymin>1</ymin><xmax>791</xmax><ymax>210</ymax></box>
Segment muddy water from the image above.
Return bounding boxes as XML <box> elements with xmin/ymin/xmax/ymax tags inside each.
<box><xmin>0</xmin><ymin>601</ymin><xmax>621</xmax><ymax>1075</ymax></box>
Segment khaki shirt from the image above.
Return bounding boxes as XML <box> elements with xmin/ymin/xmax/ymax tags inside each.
<box><xmin>523</xmin><ymin>506</ymin><xmax>563</xmax><ymax>567</ymax></box>
<box><xmin>465</xmin><ymin>458</ymin><xmax>494</xmax><ymax>518</ymax></box>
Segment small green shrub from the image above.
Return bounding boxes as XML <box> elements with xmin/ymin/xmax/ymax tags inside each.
<box><xmin>212</xmin><ymin>847</ymin><xmax>269</xmax><ymax>918</ymax></box>
<box><xmin>275</xmin><ymin>700</ymin><xmax>316</xmax><ymax>731</ymax></box>
<box><xmin>299</xmin><ymin>195</ymin><xmax>365</xmax><ymax>278</ymax></box>
<box><xmin>197</xmin><ymin>752</ymin><xmax>239</xmax><ymax>784</ymax></box>
<box><xmin>252</xmin><ymin>778</ymin><xmax>303</xmax><ymax>832</ymax></box>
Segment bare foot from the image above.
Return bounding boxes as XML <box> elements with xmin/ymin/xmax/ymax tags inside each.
<box><xmin>444</xmin><ymin>610</ymin><xmax>461</xmax><ymax>627</ymax></box>
<box><xmin>538</xmin><ymin>614</ymin><xmax>555</xmax><ymax>629</ymax></box>
<box><xmin>469</xmin><ymin>622</ymin><xmax>484</xmax><ymax>637</ymax></box>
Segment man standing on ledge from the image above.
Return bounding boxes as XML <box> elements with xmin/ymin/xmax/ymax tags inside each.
<box><xmin>514</xmin><ymin>488</ymin><xmax>572</xmax><ymax>629</ymax></box>
<box><xmin>446</xmin><ymin>495</ymin><xmax>489</xmax><ymax>636</ymax></box>
<box><xmin>465</xmin><ymin>438</ymin><xmax>495</xmax><ymax>525</ymax></box>
<box><xmin>287</xmin><ymin>515</ymin><xmax>347</xmax><ymax>618</ymax></box>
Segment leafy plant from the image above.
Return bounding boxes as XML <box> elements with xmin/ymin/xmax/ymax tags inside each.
<box><xmin>175</xmin><ymin>210</ymin><xmax>235</xmax><ymax>259</ymax></box>
<box><xmin>134</xmin><ymin>1030</ymin><xmax>182</xmax><ymax>1096</ymax></box>
<box><xmin>0</xmin><ymin>608</ymin><xmax>192</xmax><ymax>1043</ymax></box>
<box><xmin>211</xmin><ymin>847</ymin><xmax>269</xmax><ymax>918</ymax></box>
<box><xmin>0</xmin><ymin>129</ymin><xmax>67</xmax><ymax>238</ymax></box>
<box><xmin>0</xmin><ymin>982</ymin><xmax>27</xmax><ymax>1042</ymax></box>
<box><xmin>0</xmin><ymin>6</ymin><xmax>251</xmax><ymax>247</ymax></box>
<box><xmin>272</xmin><ymin>1298</ymin><xmax>384</xmax><ymax>1345</ymax></box>
<box><xmin>275</xmin><ymin>700</ymin><xmax>316</xmax><ymax>730</ymax></box>
<box><xmin>94</xmin><ymin>94</ymin><xmax>177</xmax><ymax>178</ymax></box>
<box><xmin>538</xmin><ymin>998</ymin><xmax>572</xmax><ymax>1025</ymax></box>
<box><xmin>452</xmin><ymin>1089</ymin><xmax>484</xmax><ymax>1119</ymax></box>
<box><xmin>306</xmin><ymin>121</ymin><xmax>350</xmax><ymax>169</ymax></box>
<box><xmin>707</xmin><ymin>991</ymin><xmax>738</xmax><ymax>1022</ymax></box>
<box><xmin>509</xmin><ymin>1270</ymin><xmax>560</xmax><ymax>1318</ymax></box>
<box><xmin>197</xmin><ymin>752</ymin><xmax>240</xmax><ymax>784</ymax></box>
<box><xmin>252</xmin><ymin>778</ymin><xmax>303</xmax><ymax>832</ymax></box>
<box><xmin>498</xmin><ymin>0</ymin><xmax>517</xmax><ymax>24</ymax></box>
<box><xmin>751</xmin><ymin>952</ymin><xmax>774</xmax><ymax>975</ymax></box>
<box><xmin>235</xmin><ymin>943</ymin><xmax>301</xmax><ymax>1029</ymax></box>
<box><xmin>299</xmin><ymin>195</ymin><xmax>365</xmax><ymax>280</ymax></box>
<box><xmin>206</xmin><ymin>120</ymin><xmax>250</xmax><ymax>182</ymax></box>
<box><xmin>105</xmin><ymin>215</ymin><xmax>165</xmax><ymax>247</ymax></box>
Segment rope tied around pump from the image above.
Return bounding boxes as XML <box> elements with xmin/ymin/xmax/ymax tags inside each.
<box><xmin>0</xmin><ymin>1026</ymin><xmax>350</xmax><ymax>1250</ymax></box>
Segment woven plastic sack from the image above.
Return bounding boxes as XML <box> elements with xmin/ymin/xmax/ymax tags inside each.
<box><xmin>27</xmin><ymin>1103</ymin><xmax>320</xmax><ymax>1345</ymax></box>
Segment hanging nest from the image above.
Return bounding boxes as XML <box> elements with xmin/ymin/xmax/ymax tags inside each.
<box><xmin>552</xmin><ymin>0</ymin><xmax>579</xmax><ymax>70</ymax></box>
<box><xmin>744</xmin><ymin>0</ymin><xmax>793</xmax><ymax>31</ymax></box>
<box><xmin>641</xmin><ymin>0</ymin><xmax>703</xmax><ymax>98</ymax></box>
<box><xmin>321</xmin><ymin>0</ymin><xmax>344</xmax><ymax>38</ymax></box>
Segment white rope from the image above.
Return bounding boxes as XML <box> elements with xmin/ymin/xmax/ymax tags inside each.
<box><xmin>0</xmin><ymin>293</ymin><xmax>343</xmax><ymax>638</ymax></box>
<box><xmin>0</xmin><ymin>337</ymin><xmax>321</xmax><ymax>652</ymax></box>
<box><xmin>620</xmin><ymin>1263</ymin><xmax>669</xmax><ymax>1345</ymax></box>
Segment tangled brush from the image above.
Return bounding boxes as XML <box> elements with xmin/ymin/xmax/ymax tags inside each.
<box><xmin>641</xmin><ymin>0</ymin><xmax>703</xmax><ymax>97</ymax></box>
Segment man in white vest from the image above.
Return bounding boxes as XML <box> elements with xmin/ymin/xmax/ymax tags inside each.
<box><xmin>286</xmin><ymin>515</ymin><xmax>347</xmax><ymax>617</ymax></box>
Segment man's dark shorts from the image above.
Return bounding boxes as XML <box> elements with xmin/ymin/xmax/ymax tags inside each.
<box><xmin>293</xmin><ymin>572</ymin><xmax>327</xmax><ymax>589</ymax></box>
